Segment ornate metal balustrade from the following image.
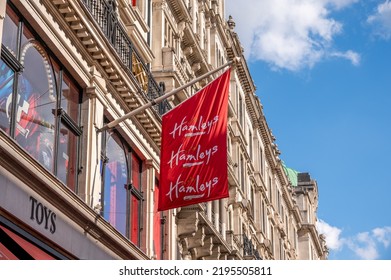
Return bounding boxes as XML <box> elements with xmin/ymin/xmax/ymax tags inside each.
<box><xmin>234</xmin><ymin>234</ymin><xmax>262</xmax><ymax>260</ymax></box>
<box><xmin>82</xmin><ymin>0</ymin><xmax>170</xmax><ymax>115</ymax></box>
<box><xmin>243</xmin><ymin>234</ymin><xmax>262</xmax><ymax>260</ymax></box>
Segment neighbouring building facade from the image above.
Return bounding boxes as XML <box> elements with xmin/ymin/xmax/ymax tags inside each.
<box><xmin>0</xmin><ymin>0</ymin><xmax>328</xmax><ymax>260</ymax></box>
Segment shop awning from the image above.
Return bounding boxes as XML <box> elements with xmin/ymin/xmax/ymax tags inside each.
<box><xmin>0</xmin><ymin>225</ymin><xmax>55</xmax><ymax>260</ymax></box>
<box><xmin>0</xmin><ymin>242</ymin><xmax>18</xmax><ymax>260</ymax></box>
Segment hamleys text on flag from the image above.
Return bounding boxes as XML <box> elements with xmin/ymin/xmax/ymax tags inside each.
<box><xmin>158</xmin><ymin>69</ymin><xmax>231</xmax><ymax>211</ymax></box>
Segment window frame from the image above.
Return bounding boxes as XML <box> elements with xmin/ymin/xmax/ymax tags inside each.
<box><xmin>1</xmin><ymin>3</ymin><xmax>82</xmax><ymax>191</ymax></box>
<box><xmin>100</xmin><ymin>127</ymin><xmax>144</xmax><ymax>247</ymax></box>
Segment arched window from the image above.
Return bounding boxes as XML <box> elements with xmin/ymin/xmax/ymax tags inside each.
<box><xmin>17</xmin><ymin>39</ymin><xmax>57</xmax><ymax>172</ymax></box>
<box><xmin>102</xmin><ymin>132</ymin><xmax>128</xmax><ymax>235</ymax></box>
<box><xmin>0</xmin><ymin>4</ymin><xmax>82</xmax><ymax>191</ymax></box>
<box><xmin>101</xmin><ymin>129</ymin><xmax>143</xmax><ymax>247</ymax></box>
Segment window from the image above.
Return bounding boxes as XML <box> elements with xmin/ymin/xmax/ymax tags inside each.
<box><xmin>196</xmin><ymin>12</ymin><xmax>200</xmax><ymax>36</ymax></box>
<box><xmin>248</xmin><ymin>130</ymin><xmax>253</xmax><ymax>159</ymax></box>
<box><xmin>164</xmin><ymin>20</ymin><xmax>173</xmax><ymax>48</ymax></box>
<box><xmin>203</xmin><ymin>28</ymin><xmax>207</xmax><ymax>50</ymax></box>
<box><xmin>228</xmin><ymin>209</ymin><xmax>233</xmax><ymax>231</ymax></box>
<box><xmin>268</xmin><ymin>176</ymin><xmax>272</xmax><ymax>204</ymax></box>
<box><xmin>235</xmin><ymin>85</ymin><xmax>239</xmax><ymax>111</ymax></box>
<box><xmin>279</xmin><ymin>238</ymin><xmax>284</xmax><ymax>260</ymax></box>
<box><xmin>261</xmin><ymin>199</ymin><xmax>266</xmax><ymax>234</ymax></box>
<box><xmin>285</xmin><ymin>214</ymin><xmax>289</xmax><ymax>238</ymax></box>
<box><xmin>101</xmin><ymin>132</ymin><xmax>128</xmax><ymax>236</ymax></box>
<box><xmin>251</xmin><ymin>185</ymin><xmax>256</xmax><ymax>219</ymax></box>
<box><xmin>259</xmin><ymin>146</ymin><xmax>264</xmax><ymax>177</ymax></box>
<box><xmin>240</xmin><ymin>154</ymin><xmax>245</xmax><ymax>192</ymax></box>
<box><xmin>0</xmin><ymin>4</ymin><xmax>81</xmax><ymax>191</ymax></box>
<box><xmin>270</xmin><ymin>225</ymin><xmax>274</xmax><ymax>256</ymax></box>
<box><xmin>218</xmin><ymin>200</ymin><xmax>225</xmax><ymax>235</ymax></box>
<box><xmin>101</xmin><ymin>129</ymin><xmax>143</xmax><ymax>247</ymax></box>
<box><xmin>2</xmin><ymin>6</ymin><xmax>18</xmax><ymax>55</ymax></box>
<box><xmin>0</xmin><ymin>62</ymin><xmax>13</xmax><ymax>133</ymax></box>
<box><xmin>129</xmin><ymin>152</ymin><xmax>143</xmax><ymax>245</ymax></box>
<box><xmin>238</xmin><ymin>94</ymin><xmax>244</xmax><ymax>128</ymax></box>
<box><xmin>228</xmin><ymin>136</ymin><xmax>232</xmax><ymax>156</ymax></box>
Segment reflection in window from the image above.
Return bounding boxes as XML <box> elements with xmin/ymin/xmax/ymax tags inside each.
<box><xmin>0</xmin><ymin>62</ymin><xmax>14</xmax><ymax>133</ymax></box>
<box><xmin>2</xmin><ymin>6</ymin><xmax>18</xmax><ymax>55</ymax></box>
<box><xmin>61</xmin><ymin>74</ymin><xmax>79</xmax><ymax>123</ymax></box>
<box><xmin>130</xmin><ymin>153</ymin><xmax>142</xmax><ymax>245</ymax></box>
<box><xmin>103</xmin><ymin>134</ymin><xmax>128</xmax><ymax>236</ymax></box>
<box><xmin>0</xmin><ymin>4</ymin><xmax>81</xmax><ymax>192</ymax></box>
<box><xmin>56</xmin><ymin>123</ymin><xmax>78</xmax><ymax>190</ymax></box>
<box><xmin>16</xmin><ymin>40</ymin><xmax>56</xmax><ymax>172</ymax></box>
<box><xmin>101</xmin><ymin>130</ymin><xmax>143</xmax><ymax>247</ymax></box>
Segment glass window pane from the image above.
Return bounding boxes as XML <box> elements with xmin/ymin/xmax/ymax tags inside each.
<box><xmin>15</xmin><ymin>41</ymin><xmax>56</xmax><ymax>172</ymax></box>
<box><xmin>20</xmin><ymin>20</ymin><xmax>34</xmax><ymax>50</ymax></box>
<box><xmin>131</xmin><ymin>153</ymin><xmax>141</xmax><ymax>190</ymax></box>
<box><xmin>3</xmin><ymin>6</ymin><xmax>19</xmax><ymax>55</ymax></box>
<box><xmin>129</xmin><ymin>152</ymin><xmax>142</xmax><ymax>245</ymax></box>
<box><xmin>61</xmin><ymin>74</ymin><xmax>80</xmax><ymax>123</ymax></box>
<box><xmin>103</xmin><ymin>135</ymin><xmax>128</xmax><ymax>236</ymax></box>
<box><xmin>57</xmin><ymin>123</ymin><xmax>78</xmax><ymax>191</ymax></box>
<box><xmin>130</xmin><ymin>195</ymin><xmax>140</xmax><ymax>245</ymax></box>
<box><xmin>0</xmin><ymin>60</ymin><xmax>14</xmax><ymax>134</ymax></box>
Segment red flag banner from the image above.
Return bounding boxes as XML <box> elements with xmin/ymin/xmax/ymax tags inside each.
<box><xmin>158</xmin><ymin>69</ymin><xmax>231</xmax><ymax>211</ymax></box>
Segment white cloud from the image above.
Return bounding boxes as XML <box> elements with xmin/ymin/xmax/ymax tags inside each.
<box><xmin>367</xmin><ymin>0</ymin><xmax>391</xmax><ymax>40</ymax></box>
<box><xmin>372</xmin><ymin>226</ymin><xmax>391</xmax><ymax>247</ymax></box>
<box><xmin>346</xmin><ymin>232</ymin><xmax>379</xmax><ymax>260</ymax></box>
<box><xmin>225</xmin><ymin>0</ymin><xmax>360</xmax><ymax>71</ymax></box>
<box><xmin>330</xmin><ymin>50</ymin><xmax>361</xmax><ymax>65</ymax></box>
<box><xmin>317</xmin><ymin>219</ymin><xmax>344</xmax><ymax>250</ymax></box>
<box><xmin>317</xmin><ymin>220</ymin><xmax>391</xmax><ymax>259</ymax></box>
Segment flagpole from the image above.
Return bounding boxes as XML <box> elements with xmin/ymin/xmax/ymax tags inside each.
<box><xmin>97</xmin><ymin>58</ymin><xmax>239</xmax><ymax>133</ymax></box>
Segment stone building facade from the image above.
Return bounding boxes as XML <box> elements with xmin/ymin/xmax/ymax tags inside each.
<box><xmin>0</xmin><ymin>0</ymin><xmax>327</xmax><ymax>260</ymax></box>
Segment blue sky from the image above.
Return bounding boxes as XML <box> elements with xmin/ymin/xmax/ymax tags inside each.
<box><xmin>226</xmin><ymin>0</ymin><xmax>391</xmax><ymax>260</ymax></box>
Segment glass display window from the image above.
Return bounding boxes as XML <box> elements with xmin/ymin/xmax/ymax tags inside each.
<box><xmin>101</xmin><ymin>129</ymin><xmax>143</xmax><ymax>247</ymax></box>
<box><xmin>2</xmin><ymin>5</ymin><xmax>19</xmax><ymax>55</ymax></box>
<box><xmin>0</xmin><ymin>61</ymin><xmax>14</xmax><ymax>133</ymax></box>
<box><xmin>0</xmin><ymin>3</ymin><xmax>82</xmax><ymax>192</ymax></box>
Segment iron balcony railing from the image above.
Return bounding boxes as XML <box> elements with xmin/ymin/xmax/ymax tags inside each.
<box><xmin>234</xmin><ymin>234</ymin><xmax>262</xmax><ymax>260</ymax></box>
<box><xmin>82</xmin><ymin>0</ymin><xmax>170</xmax><ymax>116</ymax></box>
<box><xmin>243</xmin><ymin>234</ymin><xmax>262</xmax><ymax>260</ymax></box>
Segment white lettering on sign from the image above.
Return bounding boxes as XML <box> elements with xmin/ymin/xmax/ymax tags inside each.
<box><xmin>169</xmin><ymin>115</ymin><xmax>219</xmax><ymax>139</ymax></box>
<box><xmin>163</xmin><ymin>113</ymin><xmax>223</xmax><ymax>203</ymax></box>
<box><xmin>165</xmin><ymin>174</ymin><xmax>219</xmax><ymax>202</ymax></box>
<box><xmin>167</xmin><ymin>144</ymin><xmax>218</xmax><ymax>168</ymax></box>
